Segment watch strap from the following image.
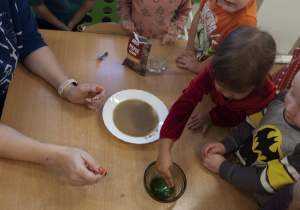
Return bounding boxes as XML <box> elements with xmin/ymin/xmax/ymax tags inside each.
<box><xmin>58</xmin><ymin>79</ymin><xmax>78</xmax><ymax>97</ymax></box>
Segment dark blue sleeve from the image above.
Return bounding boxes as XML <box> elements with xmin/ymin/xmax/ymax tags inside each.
<box><xmin>17</xmin><ymin>0</ymin><xmax>47</xmax><ymax>61</ymax></box>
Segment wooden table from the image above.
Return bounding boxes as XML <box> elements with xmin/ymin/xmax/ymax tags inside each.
<box><xmin>0</xmin><ymin>30</ymin><xmax>259</xmax><ymax>210</ymax></box>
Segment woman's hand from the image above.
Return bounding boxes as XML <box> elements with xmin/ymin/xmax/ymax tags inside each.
<box><xmin>55</xmin><ymin>146</ymin><xmax>106</xmax><ymax>186</ymax></box>
<box><xmin>63</xmin><ymin>84</ymin><xmax>106</xmax><ymax>109</ymax></box>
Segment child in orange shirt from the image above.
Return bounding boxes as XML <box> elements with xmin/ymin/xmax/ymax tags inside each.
<box><xmin>176</xmin><ymin>0</ymin><xmax>257</xmax><ymax>73</ymax></box>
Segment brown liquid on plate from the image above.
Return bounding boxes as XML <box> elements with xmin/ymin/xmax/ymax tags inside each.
<box><xmin>113</xmin><ymin>99</ymin><xmax>159</xmax><ymax>137</ymax></box>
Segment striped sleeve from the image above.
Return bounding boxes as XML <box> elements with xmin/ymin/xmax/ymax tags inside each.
<box><xmin>260</xmin><ymin>146</ymin><xmax>300</xmax><ymax>193</ymax></box>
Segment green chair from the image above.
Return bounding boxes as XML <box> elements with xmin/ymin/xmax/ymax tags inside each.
<box><xmin>84</xmin><ymin>0</ymin><xmax>119</xmax><ymax>26</ymax></box>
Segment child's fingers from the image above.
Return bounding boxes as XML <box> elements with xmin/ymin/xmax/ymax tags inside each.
<box><xmin>202</xmin><ymin>125</ymin><xmax>208</xmax><ymax>135</ymax></box>
<box><xmin>201</xmin><ymin>147</ymin><xmax>208</xmax><ymax>158</ymax></box>
<box><xmin>160</xmin><ymin>170</ymin><xmax>174</xmax><ymax>188</ymax></box>
<box><xmin>188</xmin><ymin>123</ymin><xmax>201</xmax><ymax>130</ymax></box>
<box><xmin>211</xmin><ymin>146</ymin><xmax>223</xmax><ymax>155</ymax></box>
<box><xmin>177</xmin><ymin>57</ymin><xmax>188</xmax><ymax>65</ymax></box>
<box><xmin>177</xmin><ymin>62</ymin><xmax>187</xmax><ymax>68</ymax></box>
<box><xmin>190</xmin><ymin>114</ymin><xmax>198</xmax><ymax>119</ymax></box>
<box><xmin>201</xmin><ymin>144</ymin><xmax>214</xmax><ymax>158</ymax></box>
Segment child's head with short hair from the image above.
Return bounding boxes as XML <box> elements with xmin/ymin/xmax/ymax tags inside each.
<box><xmin>212</xmin><ymin>26</ymin><xmax>276</xmax><ymax>100</ymax></box>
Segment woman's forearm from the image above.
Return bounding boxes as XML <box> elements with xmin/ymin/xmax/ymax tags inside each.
<box><xmin>0</xmin><ymin>123</ymin><xmax>62</xmax><ymax>167</ymax></box>
<box><xmin>23</xmin><ymin>46</ymin><xmax>69</xmax><ymax>90</ymax></box>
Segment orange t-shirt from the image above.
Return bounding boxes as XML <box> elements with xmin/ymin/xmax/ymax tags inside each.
<box><xmin>194</xmin><ymin>0</ymin><xmax>257</xmax><ymax>61</ymax></box>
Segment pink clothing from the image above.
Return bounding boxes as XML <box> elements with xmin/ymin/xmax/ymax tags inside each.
<box><xmin>117</xmin><ymin>0</ymin><xmax>192</xmax><ymax>38</ymax></box>
<box><xmin>160</xmin><ymin>65</ymin><xmax>277</xmax><ymax>141</ymax></box>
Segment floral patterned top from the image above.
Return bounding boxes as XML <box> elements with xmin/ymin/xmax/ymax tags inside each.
<box><xmin>117</xmin><ymin>0</ymin><xmax>192</xmax><ymax>38</ymax></box>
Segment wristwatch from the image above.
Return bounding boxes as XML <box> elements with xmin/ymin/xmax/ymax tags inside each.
<box><xmin>58</xmin><ymin>79</ymin><xmax>78</xmax><ymax>97</ymax></box>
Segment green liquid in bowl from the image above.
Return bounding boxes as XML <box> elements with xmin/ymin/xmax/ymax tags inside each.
<box><xmin>150</xmin><ymin>176</ymin><xmax>173</xmax><ymax>199</ymax></box>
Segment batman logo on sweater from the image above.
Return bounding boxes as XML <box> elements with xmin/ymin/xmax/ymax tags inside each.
<box><xmin>253</xmin><ymin>125</ymin><xmax>283</xmax><ymax>164</ymax></box>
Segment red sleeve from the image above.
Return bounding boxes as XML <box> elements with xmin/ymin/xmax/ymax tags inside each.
<box><xmin>210</xmin><ymin>77</ymin><xmax>277</xmax><ymax>127</ymax></box>
<box><xmin>160</xmin><ymin>65</ymin><xmax>214</xmax><ymax>141</ymax></box>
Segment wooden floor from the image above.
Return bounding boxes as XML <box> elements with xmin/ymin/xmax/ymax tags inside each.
<box><xmin>270</xmin><ymin>63</ymin><xmax>286</xmax><ymax>75</ymax></box>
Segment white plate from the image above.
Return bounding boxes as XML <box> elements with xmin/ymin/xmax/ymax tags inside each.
<box><xmin>102</xmin><ymin>89</ymin><xmax>169</xmax><ymax>144</ymax></box>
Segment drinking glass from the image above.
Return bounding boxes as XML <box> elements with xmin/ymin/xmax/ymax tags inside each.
<box><xmin>146</xmin><ymin>17</ymin><xmax>178</xmax><ymax>74</ymax></box>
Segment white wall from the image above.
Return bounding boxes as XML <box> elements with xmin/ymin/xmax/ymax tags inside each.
<box><xmin>257</xmin><ymin>0</ymin><xmax>300</xmax><ymax>54</ymax></box>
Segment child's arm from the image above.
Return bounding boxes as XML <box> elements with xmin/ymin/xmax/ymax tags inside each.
<box><xmin>176</xmin><ymin>7</ymin><xmax>200</xmax><ymax>57</ymax></box>
<box><xmin>203</xmin><ymin>156</ymin><xmax>267</xmax><ymax>193</ymax></box>
<box><xmin>67</xmin><ymin>0</ymin><xmax>96</xmax><ymax>31</ymax></box>
<box><xmin>31</xmin><ymin>3</ymin><xmax>69</xmax><ymax>31</ymax></box>
<box><xmin>201</xmin><ymin>119</ymin><xmax>255</xmax><ymax>159</ymax></box>
<box><xmin>186</xmin><ymin>7</ymin><xmax>201</xmax><ymax>51</ymax></box>
<box><xmin>221</xmin><ymin>120</ymin><xmax>255</xmax><ymax>154</ymax></box>
<box><xmin>117</xmin><ymin>0</ymin><xmax>136</xmax><ymax>33</ymax></box>
<box><xmin>156</xmin><ymin>138</ymin><xmax>174</xmax><ymax>188</ymax></box>
<box><xmin>218</xmin><ymin>149</ymin><xmax>300</xmax><ymax>195</ymax></box>
<box><xmin>195</xmin><ymin>55</ymin><xmax>214</xmax><ymax>73</ymax></box>
<box><xmin>159</xmin><ymin>67</ymin><xmax>213</xmax><ymax>141</ymax></box>
<box><xmin>173</xmin><ymin>0</ymin><xmax>192</xmax><ymax>37</ymax></box>
<box><xmin>176</xmin><ymin>8</ymin><xmax>204</xmax><ymax>73</ymax></box>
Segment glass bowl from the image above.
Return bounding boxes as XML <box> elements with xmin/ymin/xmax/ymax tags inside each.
<box><xmin>143</xmin><ymin>161</ymin><xmax>187</xmax><ymax>203</ymax></box>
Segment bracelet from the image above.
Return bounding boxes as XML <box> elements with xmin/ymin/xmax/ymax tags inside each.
<box><xmin>58</xmin><ymin>79</ymin><xmax>77</xmax><ymax>97</ymax></box>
